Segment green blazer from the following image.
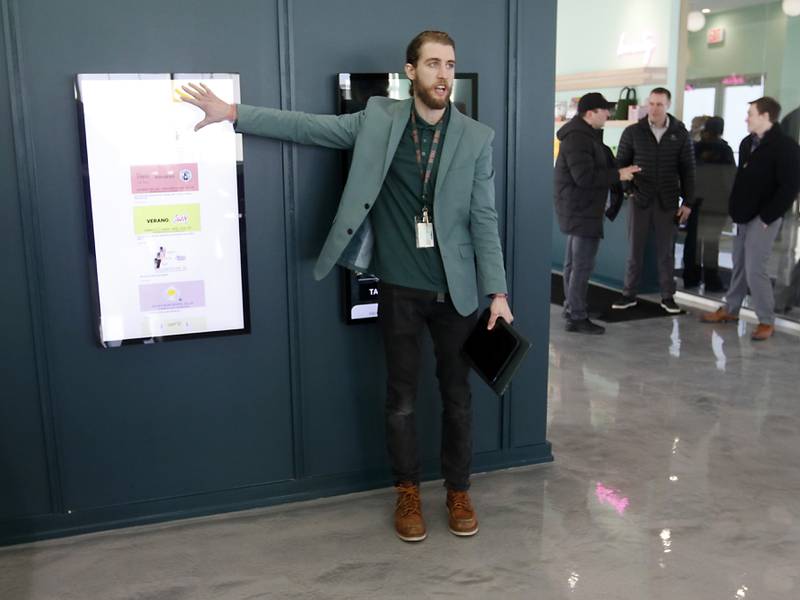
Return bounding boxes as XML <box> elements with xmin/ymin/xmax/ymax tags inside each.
<box><xmin>236</xmin><ymin>97</ymin><xmax>507</xmax><ymax>316</ymax></box>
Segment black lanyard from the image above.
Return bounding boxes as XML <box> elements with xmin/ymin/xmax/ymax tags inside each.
<box><xmin>410</xmin><ymin>110</ymin><xmax>444</xmax><ymax>204</ymax></box>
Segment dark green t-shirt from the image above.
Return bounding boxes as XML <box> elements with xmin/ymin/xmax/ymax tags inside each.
<box><xmin>368</xmin><ymin>106</ymin><xmax>450</xmax><ymax>292</ymax></box>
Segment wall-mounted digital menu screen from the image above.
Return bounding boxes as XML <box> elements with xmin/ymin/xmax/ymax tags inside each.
<box><xmin>76</xmin><ymin>73</ymin><xmax>249</xmax><ymax>347</ymax></box>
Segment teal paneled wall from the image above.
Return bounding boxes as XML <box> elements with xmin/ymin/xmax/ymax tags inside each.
<box><xmin>0</xmin><ymin>12</ymin><xmax>54</xmax><ymax>521</ymax></box>
<box><xmin>0</xmin><ymin>0</ymin><xmax>556</xmax><ymax>545</ymax></box>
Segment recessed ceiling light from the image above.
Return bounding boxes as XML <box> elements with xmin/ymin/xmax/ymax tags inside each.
<box><xmin>701</xmin><ymin>8</ymin><xmax>711</xmax><ymax>13</ymax></box>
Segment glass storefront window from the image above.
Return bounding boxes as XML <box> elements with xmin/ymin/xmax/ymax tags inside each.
<box><xmin>554</xmin><ymin>0</ymin><xmax>800</xmax><ymax>323</ymax></box>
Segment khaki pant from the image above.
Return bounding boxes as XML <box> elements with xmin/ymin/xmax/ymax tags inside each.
<box><xmin>725</xmin><ymin>217</ymin><xmax>782</xmax><ymax>325</ymax></box>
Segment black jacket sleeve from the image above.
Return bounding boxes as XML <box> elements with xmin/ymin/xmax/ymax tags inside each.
<box><xmin>722</xmin><ymin>143</ymin><xmax>735</xmax><ymax>166</ymax></box>
<box><xmin>615</xmin><ymin>126</ymin><xmax>635</xmax><ymax>193</ymax></box>
<box><xmin>761</xmin><ymin>141</ymin><xmax>800</xmax><ymax>224</ymax></box>
<box><xmin>561</xmin><ymin>135</ymin><xmax>620</xmax><ymax>190</ymax></box>
<box><xmin>616</xmin><ymin>126</ymin><xmax>634</xmax><ymax>168</ymax></box>
<box><xmin>605</xmin><ymin>182</ymin><xmax>625</xmax><ymax>221</ymax></box>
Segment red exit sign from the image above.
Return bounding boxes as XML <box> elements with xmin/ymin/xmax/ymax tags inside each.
<box><xmin>707</xmin><ymin>27</ymin><xmax>725</xmax><ymax>45</ymax></box>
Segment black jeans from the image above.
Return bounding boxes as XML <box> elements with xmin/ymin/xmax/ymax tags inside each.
<box><xmin>378</xmin><ymin>282</ymin><xmax>477</xmax><ymax>491</ymax></box>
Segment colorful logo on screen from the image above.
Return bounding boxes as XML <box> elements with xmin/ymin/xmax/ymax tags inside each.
<box><xmin>131</xmin><ymin>163</ymin><xmax>199</xmax><ymax>194</ymax></box>
<box><xmin>138</xmin><ymin>280</ymin><xmax>206</xmax><ymax>312</ymax></box>
<box><xmin>133</xmin><ymin>204</ymin><xmax>201</xmax><ymax>234</ymax></box>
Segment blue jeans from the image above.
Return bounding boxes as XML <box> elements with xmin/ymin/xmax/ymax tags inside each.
<box><xmin>563</xmin><ymin>234</ymin><xmax>600</xmax><ymax>320</ymax></box>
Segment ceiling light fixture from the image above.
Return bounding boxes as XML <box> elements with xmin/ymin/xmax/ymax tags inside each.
<box><xmin>687</xmin><ymin>10</ymin><xmax>706</xmax><ymax>32</ymax></box>
<box><xmin>783</xmin><ymin>0</ymin><xmax>800</xmax><ymax>17</ymax></box>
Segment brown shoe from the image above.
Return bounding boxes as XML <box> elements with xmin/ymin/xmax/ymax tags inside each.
<box><xmin>700</xmin><ymin>307</ymin><xmax>738</xmax><ymax>323</ymax></box>
<box><xmin>446</xmin><ymin>490</ymin><xmax>479</xmax><ymax>537</ymax></box>
<box><xmin>394</xmin><ymin>482</ymin><xmax>426</xmax><ymax>542</ymax></box>
<box><xmin>751</xmin><ymin>323</ymin><xmax>774</xmax><ymax>341</ymax></box>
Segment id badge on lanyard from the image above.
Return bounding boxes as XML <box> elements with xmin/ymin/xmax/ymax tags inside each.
<box><xmin>411</xmin><ymin>110</ymin><xmax>443</xmax><ymax>250</ymax></box>
<box><xmin>415</xmin><ymin>206</ymin><xmax>434</xmax><ymax>248</ymax></box>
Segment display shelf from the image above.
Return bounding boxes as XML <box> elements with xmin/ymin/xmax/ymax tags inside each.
<box><xmin>556</xmin><ymin>67</ymin><xmax>668</xmax><ymax>92</ymax></box>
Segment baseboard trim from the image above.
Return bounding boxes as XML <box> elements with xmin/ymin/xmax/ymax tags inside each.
<box><xmin>0</xmin><ymin>444</ymin><xmax>553</xmax><ymax>547</ymax></box>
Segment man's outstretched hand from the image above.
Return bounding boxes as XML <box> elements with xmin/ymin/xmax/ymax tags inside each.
<box><xmin>180</xmin><ymin>83</ymin><xmax>237</xmax><ymax>131</ymax></box>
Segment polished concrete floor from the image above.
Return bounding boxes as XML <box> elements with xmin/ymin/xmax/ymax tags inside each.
<box><xmin>1</xmin><ymin>304</ymin><xmax>799</xmax><ymax>599</ymax></box>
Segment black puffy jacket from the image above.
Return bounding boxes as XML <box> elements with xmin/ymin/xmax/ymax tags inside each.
<box><xmin>694</xmin><ymin>138</ymin><xmax>735</xmax><ymax>166</ymax></box>
<box><xmin>729</xmin><ymin>123</ymin><xmax>800</xmax><ymax>225</ymax></box>
<box><xmin>617</xmin><ymin>115</ymin><xmax>696</xmax><ymax>210</ymax></box>
<box><xmin>554</xmin><ymin>117</ymin><xmax>622</xmax><ymax>238</ymax></box>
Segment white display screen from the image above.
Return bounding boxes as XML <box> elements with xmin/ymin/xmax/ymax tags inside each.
<box><xmin>76</xmin><ymin>73</ymin><xmax>248</xmax><ymax>346</ymax></box>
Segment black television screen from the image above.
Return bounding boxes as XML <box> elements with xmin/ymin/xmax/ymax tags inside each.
<box><xmin>338</xmin><ymin>72</ymin><xmax>478</xmax><ymax>118</ymax></box>
<box><xmin>337</xmin><ymin>72</ymin><xmax>479</xmax><ymax>323</ymax></box>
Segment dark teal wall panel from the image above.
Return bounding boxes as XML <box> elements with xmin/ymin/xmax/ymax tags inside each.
<box><xmin>508</xmin><ymin>0</ymin><xmax>556</xmax><ymax>449</ymax></box>
<box><xmin>0</xmin><ymin>14</ymin><xmax>53</xmax><ymax>520</ymax></box>
<box><xmin>12</xmin><ymin>0</ymin><xmax>295</xmax><ymax>510</ymax></box>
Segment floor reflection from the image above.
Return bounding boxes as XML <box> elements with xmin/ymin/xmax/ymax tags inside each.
<box><xmin>545</xmin><ymin>302</ymin><xmax>800</xmax><ymax>598</ymax></box>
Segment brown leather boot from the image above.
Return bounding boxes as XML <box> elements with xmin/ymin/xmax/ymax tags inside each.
<box><xmin>446</xmin><ymin>489</ymin><xmax>479</xmax><ymax>537</ymax></box>
<box><xmin>700</xmin><ymin>307</ymin><xmax>738</xmax><ymax>323</ymax></box>
<box><xmin>394</xmin><ymin>482</ymin><xmax>426</xmax><ymax>542</ymax></box>
<box><xmin>751</xmin><ymin>323</ymin><xmax>774</xmax><ymax>341</ymax></box>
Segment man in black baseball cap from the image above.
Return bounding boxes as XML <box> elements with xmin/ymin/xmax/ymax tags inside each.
<box><xmin>577</xmin><ymin>92</ymin><xmax>614</xmax><ymax>114</ymax></box>
<box><xmin>555</xmin><ymin>92</ymin><xmax>640</xmax><ymax>334</ymax></box>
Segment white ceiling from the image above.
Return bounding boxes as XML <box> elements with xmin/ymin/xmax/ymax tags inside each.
<box><xmin>688</xmin><ymin>0</ymin><xmax>779</xmax><ymax>12</ymax></box>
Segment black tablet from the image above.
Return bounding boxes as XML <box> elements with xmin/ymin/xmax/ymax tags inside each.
<box><xmin>462</xmin><ymin>309</ymin><xmax>522</xmax><ymax>385</ymax></box>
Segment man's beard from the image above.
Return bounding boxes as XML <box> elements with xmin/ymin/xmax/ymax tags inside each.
<box><xmin>415</xmin><ymin>81</ymin><xmax>450</xmax><ymax>110</ymax></box>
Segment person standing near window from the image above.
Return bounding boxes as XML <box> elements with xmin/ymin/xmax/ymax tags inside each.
<box><xmin>611</xmin><ymin>87</ymin><xmax>696</xmax><ymax>314</ymax></box>
<box><xmin>554</xmin><ymin>92</ymin><xmax>640</xmax><ymax>334</ymax></box>
<box><xmin>701</xmin><ymin>97</ymin><xmax>800</xmax><ymax>340</ymax></box>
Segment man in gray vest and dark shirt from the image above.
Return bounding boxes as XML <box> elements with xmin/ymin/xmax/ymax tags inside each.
<box><xmin>701</xmin><ymin>97</ymin><xmax>800</xmax><ymax>340</ymax></box>
<box><xmin>181</xmin><ymin>31</ymin><xmax>513</xmax><ymax>543</ymax></box>
<box><xmin>611</xmin><ymin>87</ymin><xmax>696</xmax><ymax>314</ymax></box>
